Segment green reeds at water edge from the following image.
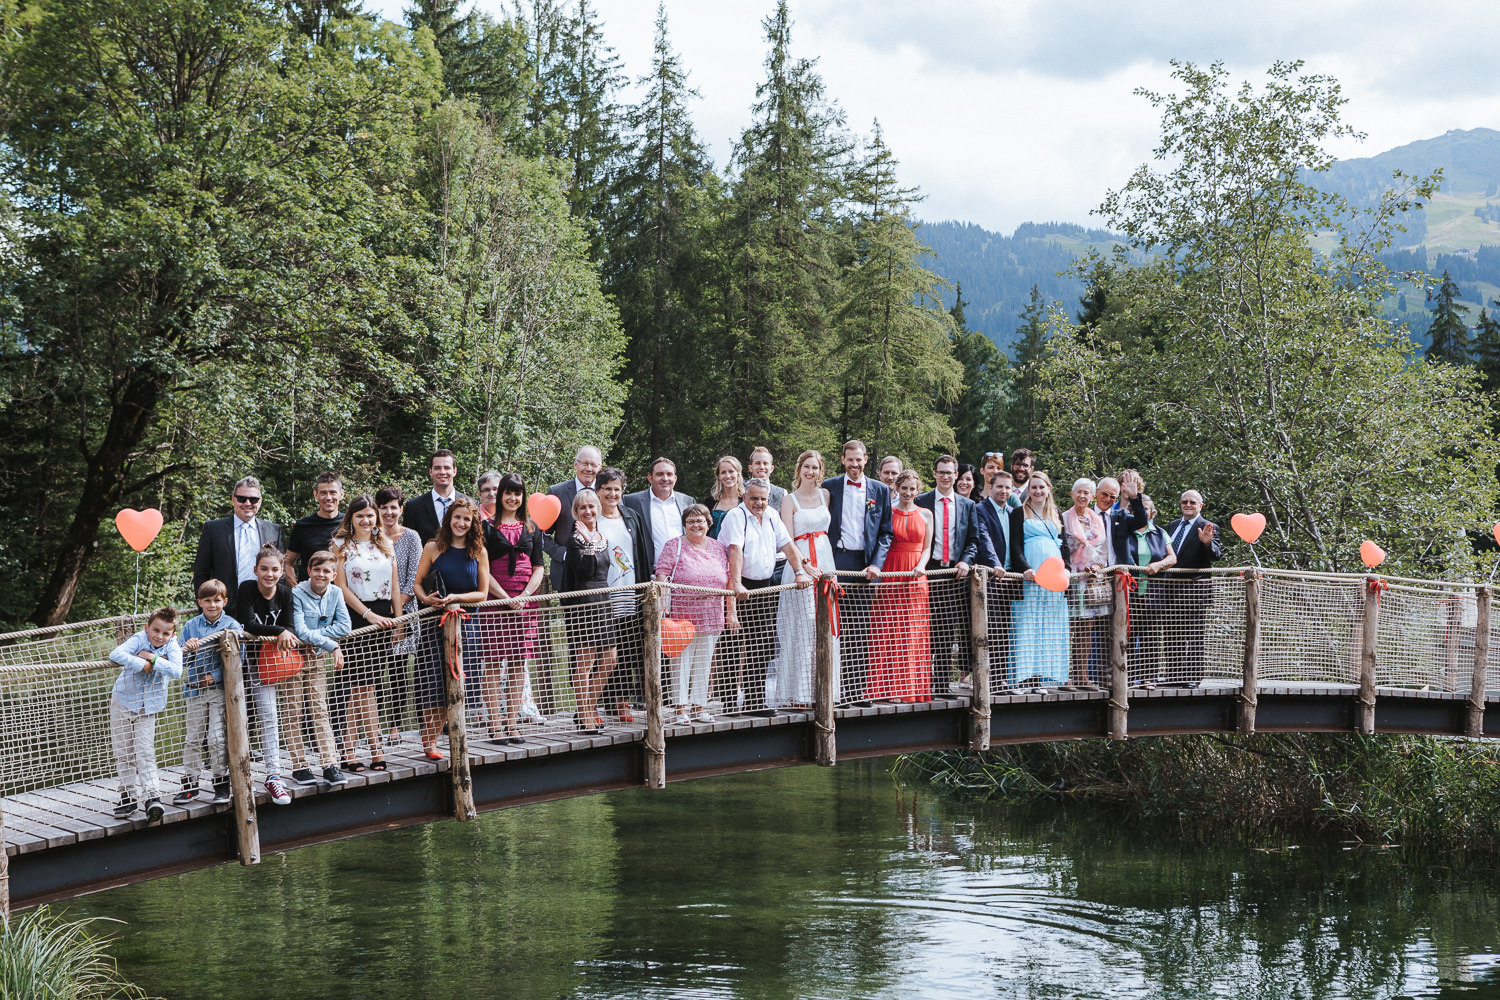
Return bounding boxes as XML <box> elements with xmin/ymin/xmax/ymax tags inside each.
<box><xmin>0</xmin><ymin>907</ymin><xmax>148</xmax><ymax>999</ymax></box>
<box><xmin>896</xmin><ymin>734</ymin><xmax>1500</xmax><ymax>849</ymax></box>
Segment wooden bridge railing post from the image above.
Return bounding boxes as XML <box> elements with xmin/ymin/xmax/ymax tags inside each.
<box><xmin>1358</xmin><ymin>579</ymin><xmax>1381</xmax><ymax>736</ymax></box>
<box><xmin>220</xmin><ymin>632</ymin><xmax>260</xmax><ymax>865</ymax></box>
<box><xmin>969</xmin><ymin>568</ymin><xmax>990</xmax><ymax>751</ymax></box>
<box><xmin>0</xmin><ymin>799</ymin><xmax>10</xmax><ymax>917</ymax></box>
<box><xmin>1469</xmin><ymin>585</ymin><xmax>1491</xmax><ymax>737</ymax></box>
<box><xmin>1108</xmin><ymin>569</ymin><xmax>1129</xmax><ymax>741</ymax></box>
<box><xmin>641</xmin><ymin>583</ymin><xmax>666</xmax><ymax>789</ymax></box>
<box><xmin>443</xmin><ymin>612</ymin><xmax>476</xmax><ymax>822</ymax></box>
<box><xmin>1240</xmin><ymin>571</ymin><xmax>1261</xmax><ymax>735</ymax></box>
<box><xmin>813</xmin><ymin>580</ymin><xmax>837</xmax><ymax>767</ymax></box>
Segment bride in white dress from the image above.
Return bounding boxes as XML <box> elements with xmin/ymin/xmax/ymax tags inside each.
<box><xmin>767</xmin><ymin>450</ymin><xmax>839</xmax><ymax>708</ymax></box>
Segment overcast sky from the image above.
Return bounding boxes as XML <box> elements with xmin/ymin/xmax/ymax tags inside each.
<box><xmin>372</xmin><ymin>0</ymin><xmax>1500</xmax><ymax>234</ymax></box>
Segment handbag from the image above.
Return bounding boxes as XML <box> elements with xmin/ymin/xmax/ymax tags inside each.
<box><xmin>255</xmin><ymin>642</ymin><xmax>304</xmax><ymax>685</ymax></box>
<box><xmin>661</xmin><ymin>537</ymin><xmax>696</xmax><ymax>658</ymax></box>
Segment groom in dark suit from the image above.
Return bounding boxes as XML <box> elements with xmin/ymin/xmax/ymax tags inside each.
<box><xmin>541</xmin><ymin>445</ymin><xmax>603</xmax><ymax>591</ymax></box>
<box><xmin>1162</xmin><ymin>489</ymin><xmax>1223</xmax><ymax>688</ymax></box>
<box><xmin>823</xmin><ymin>439</ymin><xmax>894</xmax><ymax>702</ymax></box>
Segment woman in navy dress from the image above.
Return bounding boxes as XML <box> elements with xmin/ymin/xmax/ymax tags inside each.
<box><xmin>413</xmin><ymin>497</ymin><xmax>491</xmax><ymax>760</ymax></box>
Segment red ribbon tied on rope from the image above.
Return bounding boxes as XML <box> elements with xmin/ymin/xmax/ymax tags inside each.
<box><xmin>817</xmin><ymin>576</ymin><xmax>844</xmax><ymax>638</ymax></box>
<box><xmin>1113</xmin><ymin>570</ymin><xmax>1137</xmax><ymax>639</ymax></box>
<box><xmin>1366</xmin><ymin>576</ymin><xmax>1389</xmax><ymax>609</ymax></box>
<box><xmin>440</xmin><ymin>606</ymin><xmax>470</xmax><ymax>681</ymax></box>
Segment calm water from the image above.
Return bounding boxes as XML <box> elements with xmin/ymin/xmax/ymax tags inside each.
<box><xmin>67</xmin><ymin>759</ymin><xmax>1500</xmax><ymax>999</ymax></box>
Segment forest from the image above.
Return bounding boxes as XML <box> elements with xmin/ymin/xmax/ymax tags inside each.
<box><xmin>0</xmin><ymin>3</ymin><xmax>1497</xmax><ymax>626</ymax></box>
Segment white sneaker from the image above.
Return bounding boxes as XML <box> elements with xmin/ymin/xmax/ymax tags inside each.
<box><xmin>671</xmin><ymin>713</ymin><xmax>691</xmax><ymax>726</ymax></box>
<box><xmin>694</xmin><ymin>710</ymin><xmax>715</xmax><ymax>723</ymax></box>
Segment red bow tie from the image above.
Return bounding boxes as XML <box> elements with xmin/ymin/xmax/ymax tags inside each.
<box><xmin>848</xmin><ymin>479</ymin><xmax>864</xmax><ymax>488</ymax></box>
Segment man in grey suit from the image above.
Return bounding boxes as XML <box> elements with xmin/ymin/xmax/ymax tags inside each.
<box><xmin>622</xmin><ymin>457</ymin><xmax>696</xmax><ymax>566</ymax></box>
<box><xmin>192</xmin><ymin>476</ymin><xmax>285</xmax><ymax>619</ymax></box>
<box><xmin>542</xmin><ymin>445</ymin><xmax>603</xmax><ymax>590</ymax></box>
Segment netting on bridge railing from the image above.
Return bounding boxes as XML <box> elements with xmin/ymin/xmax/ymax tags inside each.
<box><xmin>824</xmin><ymin>569</ymin><xmax>968</xmax><ymax>706</ymax></box>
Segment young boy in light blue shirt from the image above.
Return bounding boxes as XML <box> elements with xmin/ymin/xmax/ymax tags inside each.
<box><xmin>108</xmin><ymin>607</ymin><xmax>184</xmax><ymax>822</ymax></box>
<box><xmin>176</xmin><ymin>579</ymin><xmax>241</xmax><ymax>805</ymax></box>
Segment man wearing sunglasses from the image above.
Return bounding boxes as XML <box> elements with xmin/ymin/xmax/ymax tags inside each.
<box><xmin>191</xmin><ymin>476</ymin><xmax>285</xmax><ymax>619</ymax></box>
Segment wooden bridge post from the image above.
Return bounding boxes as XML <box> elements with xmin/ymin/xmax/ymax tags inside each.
<box><xmin>641</xmin><ymin>583</ymin><xmax>666</xmax><ymax>789</ymax></box>
<box><xmin>1469</xmin><ymin>585</ymin><xmax>1491</xmax><ymax>737</ymax></box>
<box><xmin>443</xmin><ymin>612</ymin><xmax>476</xmax><ymax>822</ymax></box>
<box><xmin>813</xmin><ymin>581</ymin><xmax>837</xmax><ymax>767</ymax></box>
<box><xmin>1239</xmin><ymin>571</ymin><xmax>1261</xmax><ymax>735</ymax></box>
<box><xmin>969</xmin><ymin>568</ymin><xmax>990</xmax><ymax>750</ymax></box>
<box><xmin>1108</xmin><ymin>570</ymin><xmax>1129</xmax><ymax>741</ymax></box>
<box><xmin>1358</xmin><ymin>579</ymin><xmax>1380</xmax><ymax>736</ymax></box>
<box><xmin>219</xmin><ymin>633</ymin><xmax>260</xmax><ymax>865</ymax></box>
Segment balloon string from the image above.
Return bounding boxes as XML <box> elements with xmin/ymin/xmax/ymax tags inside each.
<box><xmin>134</xmin><ymin>552</ymin><xmax>141</xmax><ymax>618</ymax></box>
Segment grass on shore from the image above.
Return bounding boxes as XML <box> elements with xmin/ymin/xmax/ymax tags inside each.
<box><xmin>895</xmin><ymin>733</ymin><xmax>1500</xmax><ymax>848</ymax></box>
<box><xmin>0</xmin><ymin>906</ymin><xmax>147</xmax><ymax>999</ymax></box>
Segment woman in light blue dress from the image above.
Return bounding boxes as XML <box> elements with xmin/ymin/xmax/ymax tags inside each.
<box><xmin>1006</xmin><ymin>471</ymin><xmax>1070</xmax><ymax>692</ymax></box>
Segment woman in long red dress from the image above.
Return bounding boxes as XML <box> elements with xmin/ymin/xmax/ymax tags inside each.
<box><xmin>867</xmin><ymin>469</ymin><xmax>934</xmax><ymax>702</ymax></box>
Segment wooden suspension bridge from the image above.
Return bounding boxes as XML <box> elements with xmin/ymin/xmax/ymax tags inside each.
<box><xmin>2</xmin><ymin>566</ymin><xmax>1496</xmax><ymax>911</ymax></box>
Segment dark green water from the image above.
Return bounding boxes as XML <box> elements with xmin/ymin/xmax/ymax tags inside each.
<box><xmin>66</xmin><ymin>759</ymin><xmax>1500</xmax><ymax>999</ymax></box>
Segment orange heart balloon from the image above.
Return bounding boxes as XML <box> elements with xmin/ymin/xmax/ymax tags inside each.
<box><xmin>1033</xmin><ymin>555</ymin><xmax>1070</xmax><ymax>593</ymax></box>
<box><xmin>115</xmin><ymin>508</ymin><xmax>164</xmax><ymax>553</ymax></box>
<box><xmin>1493</xmin><ymin>522</ymin><xmax>1500</xmax><ymax>547</ymax></box>
<box><xmin>660</xmin><ymin>617</ymin><xmax>696</xmax><ymax>659</ymax></box>
<box><xmin>1230</xmin><ymin>512</ymin><xmax>1266</xmax><ymax>545</ymax></box>
<box><xmin>1359</xmin><ymin>540</ymin><xmax>1386</xmax><ymax>569</ymax></box>
<box><xmin>528</xmin><ymin>492</ymin><xmax>561</xmax><ymax>531</ymax></box>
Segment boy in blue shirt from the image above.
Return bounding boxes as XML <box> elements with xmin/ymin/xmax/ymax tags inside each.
<box><xmin>289</xmin><ymin>550</ymin><xmax>352</xmax><ymax>786</ymax></box>
<box><xmin>176</xmin><ymin>579</ymin><xmax>241</xmax><ymax>805</ymax></box>
<box><xmin>109</xmin><ymin>607</ymin><xmax>184</xmax><ymax>822</ymax></box>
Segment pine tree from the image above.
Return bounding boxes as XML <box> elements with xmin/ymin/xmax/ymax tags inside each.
<box><xmin>1426</xmin><ymin>269</ymin><xmax>1471</xmax><ymax>364</ymax></box>
<box><xmin>945</xmin><ymin>282</ymin><xmax>1009</xmax><ymax>465</ymax></box>
<box><xmin>1007</xmin><ymin>286</ymin><xmax>1051</xmax><ymax>444</ymax></box>
<box><xmin>832</xmin><ymin>121</ymin><xmax>960</xmax><ymax>460</ymax></box>
<box><xmin>1474</xmin><ymin>304</ymin><xmax>1500</xmax><ymax>388</ymax></box>
<box><xmin>604</xmin><ymin>3</ymin><xmax>724</xmax><ymax>471</ymax></box>
<box><xmin>405</xmin><ymin>1</ymin><xmax>532</xmax><ymax>133</ymax></box>
<box><xmin>725</xmin><ymin>0</ymin><xmax>849</xmax><ymax>458</ymax></box>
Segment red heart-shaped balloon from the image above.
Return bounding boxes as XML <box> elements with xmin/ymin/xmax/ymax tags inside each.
<box><xmin>528</xmin><ymin>493</ymin><xmax>562</xmax><ymax>531</ymax></box>
<box><xmin>661</xmin><ymin>617</ymin><xmax>696</xmax><ymax>658</ymax></box>
<box><xmin>1359</xmin><ymin>540</ymin><xmax>1386</xmax><ymax>569</ymax></box>
<box><xmin>115</xmin><ymin>508</ymin><xmax>164</xmax><ymax>553</ymax></box>
<box><xmin>1230</xmin><ymin>512</ymin><xmax>1266</xmax><ymax>545</ymax></box>
<box><xmin>1033</xmin><ymin>555</ymin><xmax>1071</xmax><ymax>593</ymax></box>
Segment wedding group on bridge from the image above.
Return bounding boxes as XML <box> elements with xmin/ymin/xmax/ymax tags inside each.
<box><xmin>104</xmin><ymin>440</ymin><xmax>1226</xmax><ymax>823</ymax></box>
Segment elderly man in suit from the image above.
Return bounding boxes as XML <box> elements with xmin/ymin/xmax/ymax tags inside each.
<box><xmin>623</xmin><ymin>457</ymin><xmax>696</xmax><ymax>564</ymax></box>
<box><xmin>402</xmin><ymin>449</ymin><xmax>468</xmax><ymax>545</ymax></box>
<box><xmin>823</xmin><ymin>439</ymin><xmax>894</xmax><ymax>703</ymax></box>
<box><xmin>915</xmin><ymin>455</ymin><xmax>979</xmax><ymax>692</ymax></box>
<box><xmin>192</xmin><ymin>476</ymin><xmax>285</xmax><ymax>619</ymax></box>
<box><xmin>1162</xmin><ymin>489</ymin><xmax>1223</xmax><ymax>688</ymax></box>
<box><xmin>542</xmin><ymin>445</ymin><xmax>603</xmax><ymax>591</ymax></box>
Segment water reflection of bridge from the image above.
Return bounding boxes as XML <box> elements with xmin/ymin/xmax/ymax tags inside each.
<box><xmin>2</xmin><ymin>565</ymin><xmax>1495</xmax><ymax>910</ymax></box>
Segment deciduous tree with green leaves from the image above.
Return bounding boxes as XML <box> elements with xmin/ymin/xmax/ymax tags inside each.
<box><xmin>1040</xmin><ymin>60</ymin><xmax>1499</xmax><ymax>574</ymax></box>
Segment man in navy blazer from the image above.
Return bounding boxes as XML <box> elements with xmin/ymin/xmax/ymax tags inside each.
<box><xmin>915</xmin><ymin>455</ymin><xmax>978</xmax><ymax>691</ymax></box>
<box><xmin>823</xmin><ymin>439</ymin><xmax>893</xmax><ymax>702</ymax></box>
<box><xmin>1162</xmin><ymin>489</ymin><xmax>1223</xmax><ymax>687</ymax></box>
<box><xmin>402</xmin><ymin>450</ymin><xmax>470</xmax><ymax>546</ymax></box>
<box><xmin>971</xmin><ymin>468</ymin><xmax>1015</xmax><ymax>691</ymax></box>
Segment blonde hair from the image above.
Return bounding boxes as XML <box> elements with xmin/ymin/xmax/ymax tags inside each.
<box><xmin>1024</xmin><ymin>471</ymin><xmax>1062</xmax><ymax>528</ymax></box>
<box><xmin>895</xmin><ymin>469</ymin><xmax>921</xmax><ymax>491</ymax></box>
<box><xmin>710</xmin><ymin>456</ymin><xmax>744</xmax><ymax>500</ymax></box>
<box><xmin>794</xmin><ymin>449</ymin><xmax>825</xmax><ymax>483</ymax></box>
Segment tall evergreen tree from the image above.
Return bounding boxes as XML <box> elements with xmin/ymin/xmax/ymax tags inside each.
<box><xmin>945</xmin><ymin>282</ymin><xmax>1009</xmax><ymax>465</ymax></box>
<box><xmin>832</xmin><ymin>121</ymin><xmax>960</xmax><ymax>460</ymax></box>
<box><xmin>1427</xmin><ymin>269</ymin><xmax>1471</xmax><ymax>364</ymax></box>
<box><xmin>1007</xmin><ymin>286</ymin><xmax>1051</xmax><ymax>445</ymax></box>
<box><xmin>604</xmin><ymin>3</ymin><xmax>723</xmax><ymax>472</ymax></box>
<box><xmin>1474</xmin><ymin>304</ymin><xmax>1500</xmax><ymax>389</ymax></box>
<box><xmin>405</xmin><ymin>1</ymin><xmax>532</xmax><ymax>135</ymax></box>
<box><xmin>726</xmin><ymin>0</ymin><xmax>849</xmax><ymax>459</ymax></box>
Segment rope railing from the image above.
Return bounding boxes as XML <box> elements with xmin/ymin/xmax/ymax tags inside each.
<box><xmin>2</xmin><ymin>564</ymin><xmax>1497</xmax><ymax>870</ymax></box>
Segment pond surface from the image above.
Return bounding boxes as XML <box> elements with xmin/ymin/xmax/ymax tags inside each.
<box><xmin>68</xmin><ymin>759</ymin><xmax>1500</xmax><ymax>999</ymax></box>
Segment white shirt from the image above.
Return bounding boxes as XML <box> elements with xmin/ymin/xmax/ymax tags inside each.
<box><xmin>839</xmin><ymin>477</ymin><xmax>868</xmax><ymax>551</ymax></box>
<box><xmin>648</xmin><ymin>492</ymin><xmax>684</xmax><ymax>560</ymax></box>
<box><xmin>597</xmin><ymin>513</ymin><xmax>636</xmax><ymax>615</ymax></box>
<box><xmin>234</xmin><ymin>516</ymin><xmax>260</xmax><ymax>585</ymax></box>
<box><xmin>930</xmin><ymin>489</ymin><xmax>960</xmax><ymax>563</ymax></box>
<box><xmin>720</xmin><ymin>506</ymin><xmax>793</xmax><ymax>581</ymax></box>
<box><xmin>430</xmin><ymin>489</ymin><xmax>457</xmax><ymax>526</ymax></box>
